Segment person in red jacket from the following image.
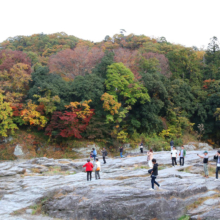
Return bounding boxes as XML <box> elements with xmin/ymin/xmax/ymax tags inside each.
<box><xmin>83</xmin><ymin>159</ymin><xmax>94</xmax><ymax>181</ymax></box>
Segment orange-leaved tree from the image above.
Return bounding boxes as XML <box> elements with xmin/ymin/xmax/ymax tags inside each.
<box><xmin>21</xmin><ymin>101</ymin><xmax>48</xmax><ymax>128</ymax></box>
<box><xmin>101</xmin><ymin>93</ymin><xmax>121</xmax><ymax>122</ymax></box>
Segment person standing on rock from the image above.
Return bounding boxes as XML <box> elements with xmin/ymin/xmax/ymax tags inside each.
<box><xmin>179</xmin><ymin>146</ymin><xmax>186</xmax><ymax>166</ymax></box>
<box><xmin>170</xmin><ymin>139</ymin><xmax>174</xmax><ymax>151</ymax></box>
<box><xmin>171</xmin><ymin>146</ymin><xmax>177</xmax><ymax>167</ymax></box>
<box><xmin>83</xmin><ymin>159</ymin><xmax>94</xmax><ymax>181</ymax></box>
<box><xmin>140</xmin><ymin>142</ymin><xmax>144</xmax><ymax>153</ymax></box>
<box><xmin>119</xmin><ymin>146</ymin><xmax>123</xmax><ymax>158</ymax></box>
<box><xmin>197</xmin><ymin>151</ymin><xmax>209</xmax><ymax>178</ymax></box>
<box><xmin>214</xmin><ymin>150</ymin><xmax>220</xmax><ymax>181</ymax></box>
<box><xmin>147</xmin><ymin>149</ymin><xmax>153</xmax><ymax>168</ymax></box>
<box><xmin>149</xmin><ymin>159</ymin><xmax>161</xmax><ymax>190</ymax></box>
<box><xmin>102</xmin><ymin>148</ymin><xmax>107</xmax><ymax>164</ymax></box>
<box><xmin>95</xmin><ymin>158</ymin><xmax>101</xmax><ymax>180</ymax></box>
<box><xmin>92</xmin><ymin>148</ymin><xmax>97</xmax><ymax>162</ymax></box>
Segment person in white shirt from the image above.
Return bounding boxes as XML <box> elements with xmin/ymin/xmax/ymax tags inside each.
<box><xmin>95</xmin><ymin>158</ymin><xmax>101</xmax><ymax>180</ymax></box>
<box><xmin>171</xmin><ymin>146</ymin><xmax>177</xmax><ymax>167</ymax></box>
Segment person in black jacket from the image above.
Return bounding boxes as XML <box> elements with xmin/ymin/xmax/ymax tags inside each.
<box><xmin>149</xmin><ymin>159</ymin><xmax>161</xmax><ymax>190</ymax></box>
<box><xmin>170</xmin><ymin>139</ymin><xmax>174</xmax><ymax>151</ymax></box>
<box><xmin>119</xmin><ymin>146</ymin><xmax>123</xmax><ymax>158</ymax></box>
<box><xmin>140</xmin><ymin>142</ymin><xmax>143</xmax><ymax>153</ymax></box>
<box><xmin>101</xmin><ymin>148</ymin><xmax>107</xmax><ymax>164</ymax></box>
<box><xmin>214</xmin><ymin>150</ymin><xmax>220</xmax><ymax>181</ymax></box>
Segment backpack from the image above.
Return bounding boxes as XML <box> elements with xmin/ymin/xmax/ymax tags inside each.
<box><xmin>105</xmin><ymin>151</ymin><xmax>108</xmax><ymax>156</ymax></box>
<box><xmin>148</xmin><ymin>169</ymin><xmax>153</xmax><ymax>174</ymax></box>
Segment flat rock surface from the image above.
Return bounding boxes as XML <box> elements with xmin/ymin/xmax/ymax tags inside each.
<box><xmin>0</xmin><ymin>150</ymin><xmax>219</xmax><ymax>220</ymax></box>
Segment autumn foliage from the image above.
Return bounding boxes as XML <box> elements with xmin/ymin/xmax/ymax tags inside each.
<box><xmin>49</xmin><ymin>46</ymin><xmax>104</xmax><ymax>80</ymax></box>
<box><xmin>21</xmin><ymin>101</ymin><xmax>48</xmax><ymax>128</ymax></box>
<box><xmin>1</xmin><ymin>32</ymin><xmax>220</xmax><ymax>147</ymax></box>
<box><xmin>45</xmin><ymin>101</ymin><xmax>94</xmax><ymax>139</ymax></box>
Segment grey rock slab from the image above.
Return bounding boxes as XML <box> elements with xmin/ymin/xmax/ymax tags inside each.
<box><xmin>0</xmin><ymin>151</ymin><xmax>219</xmax><ymax>220</ymax></box>
<box><xmin>25</xmin><ymin>209</ymin><xmax>33</xmax><ymax>214</ymax></box>
<box><xmin>0</xmin><ymin>171</ymin><xmax>17</xmax><ymax>176</ymax></box>
<box><xmin>203</xmin><ymin>198</ymin><xmax>220</xmax><ymax>206</ymax></box>
<box><xmin>187</xmin><ymin>204</ymin><xmax>208</xmax><ymax>215</ymax></box>
<box><xmin>191</xmin><ymin>207</ymin><xmax>220</xmax><ymax>220</ymax></box>
<box><xmin>14</xmin><ymin>145</ymin><xmax>24</xmax><ymax>156</ymax></box>
<box><xmin>0</xmin><ymin>162</ymin><xmax>13</xmax><ymax>170</ymax></box>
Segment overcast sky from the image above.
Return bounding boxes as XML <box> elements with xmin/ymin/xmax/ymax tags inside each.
<box><xmin>1</xmin><ymin>0</ymin><xmax>219</xmax><ymax>49</ymax></box>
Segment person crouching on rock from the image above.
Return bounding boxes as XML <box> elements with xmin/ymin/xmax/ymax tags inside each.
<box><xmin>149</xmin><ymin>159</ymin><xmax>161</xmax><ymax>190</ymax></box>
<box><xmin>95</xmin><ymin>158</ymin><xmax>101</xmax><ymax>180</ymax></box>
<box><xmin>197</xmin><ymin>151</ymin><xmax>209</xmax><ymax>178</ymax></box>
<box><xmin>92</xmin><ymin>148</ymin><xmax>97</xmax><ymax>162</ymax></box>
<box><xmin>83</xmin><ymin>159</ymin><xmax>94</xmax><ymax>181</ymax></box>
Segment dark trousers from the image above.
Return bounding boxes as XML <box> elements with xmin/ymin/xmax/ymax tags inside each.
<box><xmin>172</xmin><ymin>157</ymin><xmax>177</xmax><ymax>166</ymax></box>
<box><xmin>140</xmin><ymin>148</ymin><xmax>143</xmax><ymax>153</ymax></box>
<box><xmin>180</xmin><ymin>157</ymin><xmax>184</xmax><ymax>166</ymax></box>
<box><xmin>151</xmin><ymin>175</ymin><xmax>159</xmax><ymax>189</ymax></box>
<box><xmin>87</xmin><ymin>171</ymin><xmax>92</xmax><ymax>181</ymax></box>
<box><xmin>95</xmin><ymin>171</ymin><xmax>100</xmax><ymax>179</ymax></box>
<box><xmin>216</xmin><ymin>167</ymin><xmax>220</xmax><ymax>179</ymax></box>
<box><xmin>103</xmin><ymin>156</ymin><xmax>106</xmax><ymax>164</ymax></box>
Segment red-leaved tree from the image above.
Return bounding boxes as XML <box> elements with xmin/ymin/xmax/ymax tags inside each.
<box><xmin>45</xmin><ymin>101</ymin><xmax>94</xmax><ymax>139</ymax></box>
<box><xmin>141</xmin><ymin>52</ymin><xmax>171</xmax><ymax>77</ymax></box>
<box><xmin>114</xmin><ymin>48</ymin><xmax>140</xmax><ymax>78</ymax></box>
<box><xmin>0</xmin><ymin>50</ymin><xmax>31</xmax><ymax>73</ymax></box>
<box><xmin>48</xmin><ymin>46</ymin><xmax>104</xmax><ymax>80</ymax></box>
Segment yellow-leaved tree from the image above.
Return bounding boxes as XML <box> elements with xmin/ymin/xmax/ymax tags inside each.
<box><xmin>34</xmin><ymin>91</ymin><xmax>60</xmax><ymax>115</ymax></box>
<box><xmin>65</xmin><ymin>100</ymin><xmax>93</xmax><ymax>118</ymax></box>
<box><xmin>0</xmin><ymin>94</ymin><xmax>18</xmax><ymax>137</ymax></box>
<box><xmin>0</xmin><ymin>63</ymin><xmax>31</xmax><ymax>103</ymax></box>
<box><xmin>21</xmin><ymin>100</ymin><xmax>48</xmax><ymax>128</ymax></box>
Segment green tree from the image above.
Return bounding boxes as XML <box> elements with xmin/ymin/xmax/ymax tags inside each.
<box><xmin>27</xmin><ymin>67</ymin><xmax>73</xmax><ymax>111</ymax></box>
<box><xmin>72</xmin><ymin>73</ymin><xmax>105</xmax><ymax>116</ymax></box>
<box><xmin>105</xmin><ymin>63</ymin><xmax>150</xmax><ymax>105</ymax></box>
<box><xmin>167</xmin><ymin>48</ymin><xmax>202</xmax><ymax>85</ymax></box>
<box><xmin>203</xmin><ymin>37</ymin><xmax>220</xmax><ymax>80</ymax></box>
<box><xmin>92</xmin><ymin>50</ymin><xmax>115</xmax><ymax>79</ymax></box>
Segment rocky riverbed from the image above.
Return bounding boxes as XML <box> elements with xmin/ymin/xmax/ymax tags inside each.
<box><xmin>0</xmin><ymin>150</ymin><xmax>220</xmax><ymax>220</ymax></box>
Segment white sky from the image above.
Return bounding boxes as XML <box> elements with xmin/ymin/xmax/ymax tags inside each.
<box><xmin>1</xmin><ymin>0</ymin><xmax>220</xmax><ymax>49</ymax></box>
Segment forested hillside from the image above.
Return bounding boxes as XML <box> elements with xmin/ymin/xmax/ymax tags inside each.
<box><xmin>1</xmin><ymin>32</ymin><xmax>220</xmax><ymax>152</ymax></box>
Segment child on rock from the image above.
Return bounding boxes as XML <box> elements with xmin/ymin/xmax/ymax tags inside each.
<box><xmin>95</xmin><ymin>158</ymin><xmax>101</xmax><ymax>179</ymax></box>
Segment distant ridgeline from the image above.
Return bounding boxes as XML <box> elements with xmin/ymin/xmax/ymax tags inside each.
<box><xmin>0</xmin><ymin>32</ymin><xmax>220</xmax><ymax>148</ymax></box>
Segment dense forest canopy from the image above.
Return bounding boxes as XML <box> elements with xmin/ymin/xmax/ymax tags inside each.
<box><xmin>1</xmin><ymin>32</ymin><xmax>220</xmax><ymax>148</ymax></box>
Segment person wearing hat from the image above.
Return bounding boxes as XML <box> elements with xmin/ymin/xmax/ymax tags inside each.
<box><xmin>214</xmin><ymin>150</ymin><xmax>220</xmax><ymax>181</ymax></box>
<box><xmin>197</xmin><ymin>151</ymin><xmax>209</xmax><ymax>178</ymax></box>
